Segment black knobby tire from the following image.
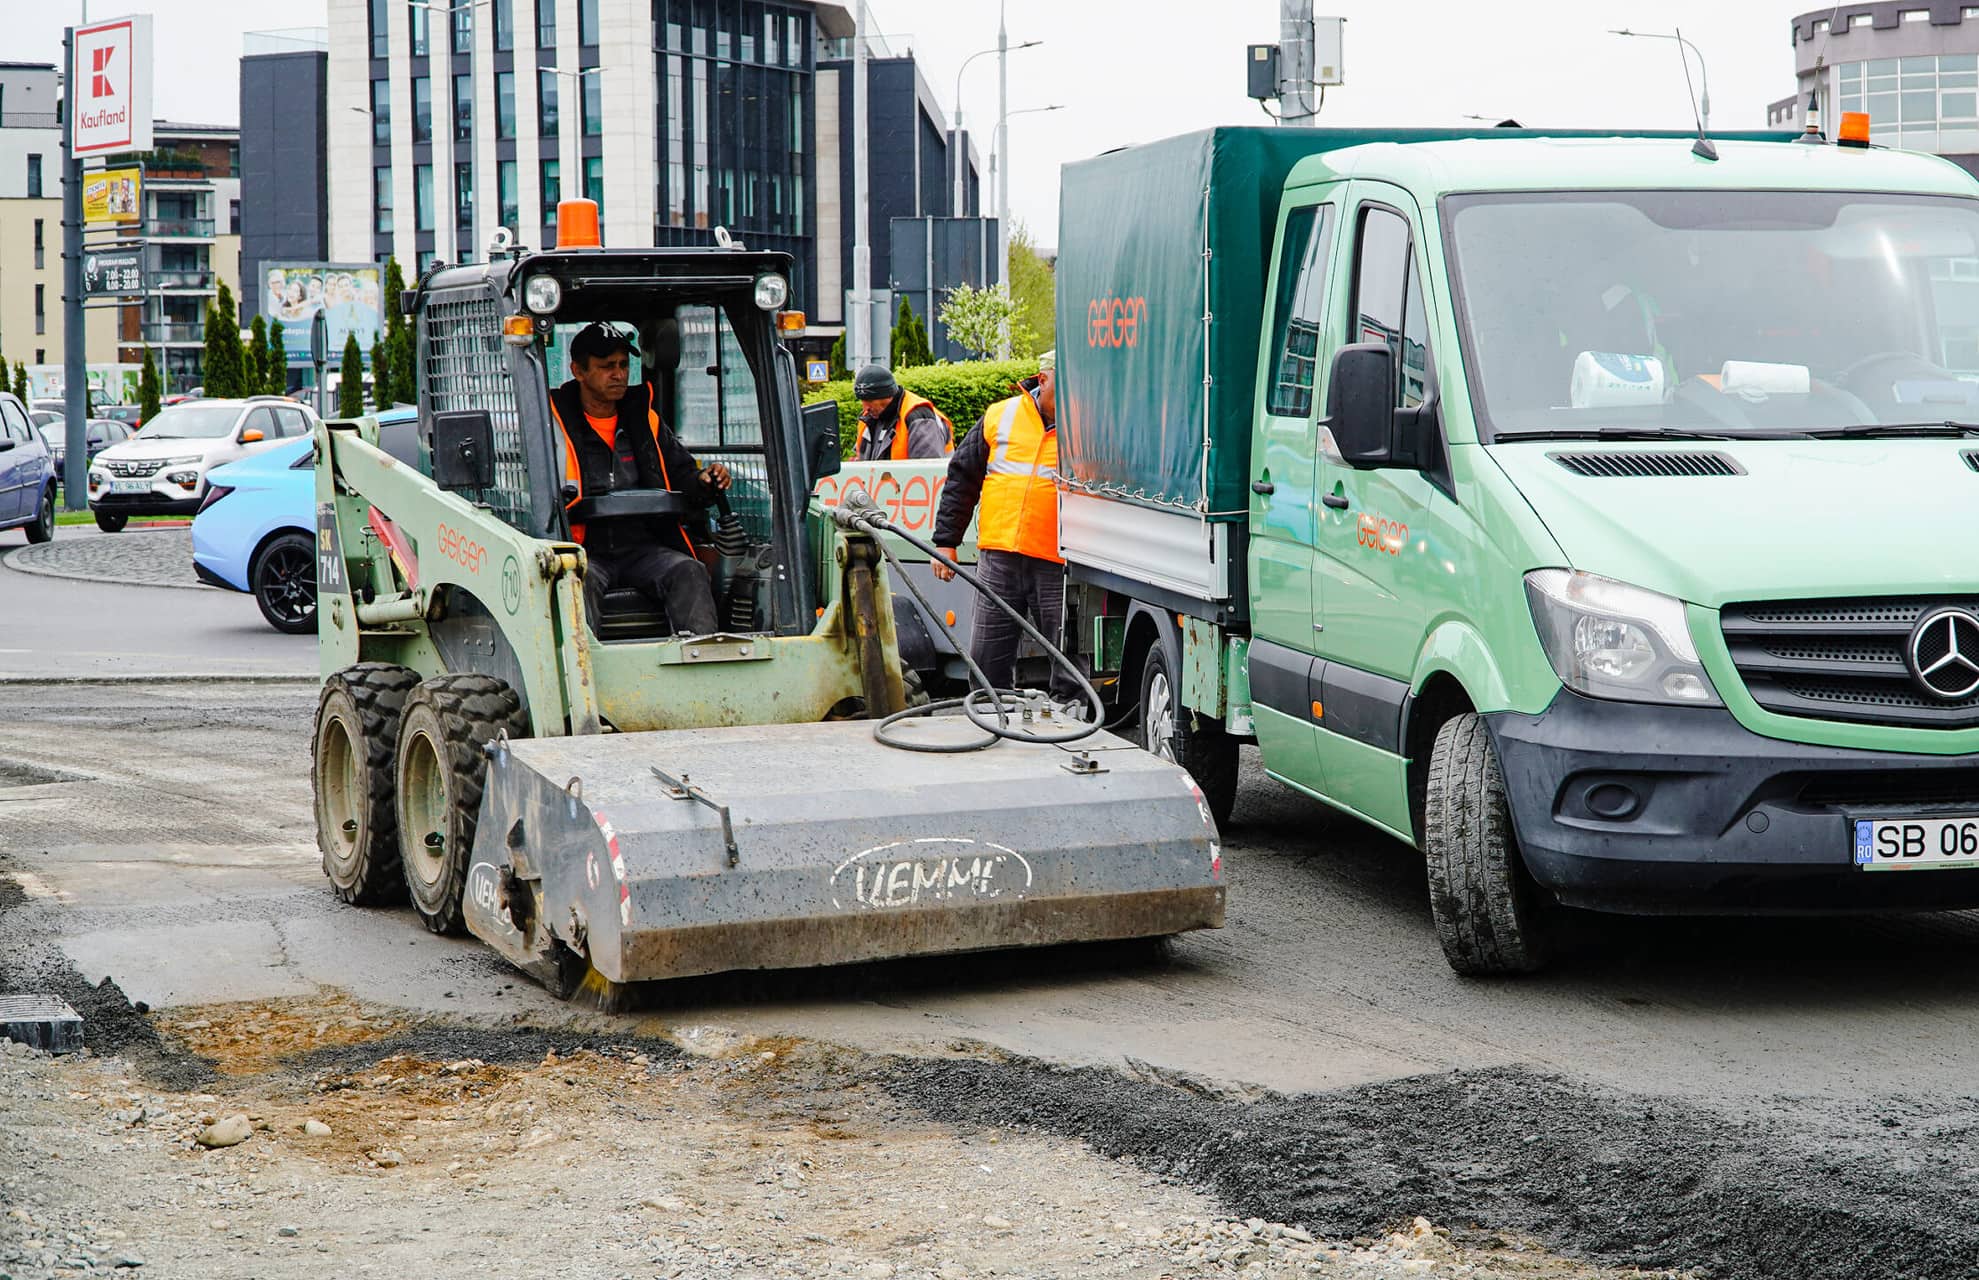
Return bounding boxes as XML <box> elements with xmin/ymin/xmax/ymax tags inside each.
<box><xmin>24</xmin><ymin>486</ymin><xmax>54</xmax><ymax>544</ymax></box>
<box><xmin>1422</xmin><ymin>712</ymin><xmax>1552</xmax><ymax>976</ymax></box>
<box><xmin>314</xmin><ymin>662</ymin><xmax>420</xmax><ymax>906</ymax></box>
<box><xmin>1140</xmin><ymin>643</ymin><xmax>1238</xmax><ymax>828</ymax></box>
<box><xmin>94</xmin><ymin>510</ymin><xmax>127</xmax><ymax>533</ymax></box>
<box><xmin>251</xmin><ymin>531</ymin><xmax>318</xmax><ymax>634</ymax></box>
<box><xmin>395</xmin><ymin>675</ymin><xmax>529</xmax><ymax>936</ymax></box>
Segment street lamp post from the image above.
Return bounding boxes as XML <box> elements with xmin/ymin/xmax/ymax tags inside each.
<box><xmin>1611</xmin><ymin>28</ymin><xmax>1710</xmax><ymax>132</ymax></box>
<box><xmin>414</xmin><ymin>0</ymin><xmax>491</xmax><ymax>258</ymax></box>
<box><xmin>539</xmin><ymin>65</ymin><xmax>605</xmax><ymax>226</ymax></box>
<box><xmin>952</xmin><ymin>39</ymin><xmax>1039</xmax><ymax>216</ymax></box>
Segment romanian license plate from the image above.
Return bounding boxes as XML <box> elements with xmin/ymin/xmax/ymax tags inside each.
<box><xmin>1854</xmin><ymin>816</ymin><xmax>1979</xmax><ymax>870</ymax></box>
<box><xmin>110</xmin><ymin>479</ymin><xmax>151</xmax><ymax>494</ymax></box>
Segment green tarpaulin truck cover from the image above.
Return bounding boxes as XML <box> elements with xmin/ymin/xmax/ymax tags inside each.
<box><xmin>1054</xmin><ymin>125</ymin><xmax>1789</xmax><ymax>523</ymax></box>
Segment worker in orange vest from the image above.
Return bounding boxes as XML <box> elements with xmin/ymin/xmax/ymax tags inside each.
<box><xmin>931</xmin><ymin>350</ymin><xmax>1066</xmax><ymax>693</ymax></box>
<box><xmin>852</xmin><ymin>365</ymin><xmax>952</xmax><ymax>460</ymax></box>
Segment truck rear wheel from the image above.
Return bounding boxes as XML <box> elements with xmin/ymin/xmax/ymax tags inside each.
<box><xmin>1141</xmin><ymin>643</ymin><xmax>1238</xmax><ymax>828</ymax></box>
<box><xmin>314</xmin><ymin>662</ymin><xmax>419</xmax><ymax>905</ymax></box>
<box><xmin>1422</xmin><ymin>712</ymin><xmax>1551</xmax><ymax>975</ymax></box>
<box><xmin>395</xmin><ymin>674</ymin><xmax>528</xmax><ymax>935</ymax></box>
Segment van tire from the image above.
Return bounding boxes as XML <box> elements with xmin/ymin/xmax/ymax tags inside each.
<box><xmin>1423</xmin><ymin>712</ymin><xmax>1550</xmax><ymax>975</ymax></box>
<box><xmin>1140</xmin><ymin>643</ymin><xmax>1238</xmax><ymax>828</ymax></box>
<box><xmin>94</xmin><ymin>510</ymin><xmax>127</xmax><ymax>533</ymax></box>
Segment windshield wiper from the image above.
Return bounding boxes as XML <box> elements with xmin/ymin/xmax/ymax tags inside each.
<box><xmin>1491</xmin><ymin>426</ymin><xmax>1744</xmax><ymax>442</ymax></box>
<box><xmin>1803</xmin><ymin>421</ymin><xmax>1979</xmax><ymax>439</ymax></box>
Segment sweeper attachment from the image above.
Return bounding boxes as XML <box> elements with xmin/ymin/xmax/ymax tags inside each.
<box><xmin>309</xmin><ymin>225</ymin><xmax>1222</xmax><ymax>1001</ymax></box>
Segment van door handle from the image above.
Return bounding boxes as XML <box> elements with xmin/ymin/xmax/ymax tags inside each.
<box><xmin>1322</xmin><ymin>493</ymin><xmax>1350</xmax><ymax>510</ymax></box>
<box><xmin>1251</xmin><ymin>479</ymin><xmax>1275</xmax><ymax>495</ymax></box>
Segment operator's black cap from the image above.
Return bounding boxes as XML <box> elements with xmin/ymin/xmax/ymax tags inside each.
<box><xmin>569</xmin><ymin>321</ymin><xmax>636</xmax><ymax>364</ymax></box>
<box><xmin>853</xmin><ymin>364</ymin><xmax>900</xmax><ymax>400</ymax></box>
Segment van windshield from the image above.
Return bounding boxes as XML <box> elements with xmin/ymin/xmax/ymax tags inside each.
<box><xmin>1444</xmin><ymin>189</ymin><xmax>1979</xmax><ymax>439</ymax></box>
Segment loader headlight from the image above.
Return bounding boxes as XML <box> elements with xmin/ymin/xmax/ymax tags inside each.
<box><xmin>1525</xmin><ymin>569</ymin><xmax>1721</xmax><ymax>706</ymax></box>
<box><xmin>753</xmin><ymin>273</ymin><xmax>789</xmax><ymax>311</ymax></box>
<box><xmin>523</xmin><ymin>274</ymin><xmax>562</xmax><ymax>314</ymax></box>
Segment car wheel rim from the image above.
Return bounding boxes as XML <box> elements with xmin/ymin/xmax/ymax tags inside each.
<box><xmin>400</xmin><ymin>727</ymin><xmax>448</xmax><ymax>893</ymax></box>
<box><xmin>260</xmin><ymin>543</ymin><xmax>317</xmax><ymax>624</ymax></box>
<box><xmin>1146</xmin><ymin>670</ymin><xmax>1176</xmax><ymax>761</ymax></box>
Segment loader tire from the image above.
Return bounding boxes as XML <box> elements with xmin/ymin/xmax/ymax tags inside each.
<box><xmin>1422</xmin><ymin>712</ymin><xmax>1551</xmax><ymax>976</ymax></box>
<box><xmin>314</xmin><ymin>662</ymin><xmax>419</xmax><ymax>906</ymax></box>
<box><xmin>1140</xmin><ymin>644</ymin><xmax>1238</xmax><ymax>829</ymax></box>
<box><xmin>395</xmin><ymin>674</ymin><xmax>528</xmax><ymax>936</ymax></box>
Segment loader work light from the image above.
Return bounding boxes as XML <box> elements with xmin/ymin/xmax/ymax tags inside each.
<box><xmin>754</xmin><ymin>273</ymin><xmax>789</xmax><ymax>311</ymax></box>
<box><xmin>523</xmin><ymin>275</ymin><xmax>561</xmax><ymax>314</ymax></box>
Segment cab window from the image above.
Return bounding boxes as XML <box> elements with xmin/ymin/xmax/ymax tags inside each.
<box><xmin>1265</xmin><ymin>203</ymin><xmax>1334</xmax><ymax>418</ymax></box>
<box><xmin>671</xmin><ymin>304</ymin><xmax>763</xmax><ymax>449</ymax></box>
<box><xmin>1352</xmin><ymin>205</ymin><xmax>1432</xmax><ymax>408</ymax></box>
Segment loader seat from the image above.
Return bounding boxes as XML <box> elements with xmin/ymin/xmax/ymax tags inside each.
<box><xmin>593</xmin><ymin>587</ymin><xmax>674</xmax><ymax>642</ymax></box>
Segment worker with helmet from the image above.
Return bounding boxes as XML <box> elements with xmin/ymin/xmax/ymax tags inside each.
<box><xmin>547</xmin><ymin>321</ymin><xmax>732</xmax><ymax>636</ymax></box>
<box><xmin>852</xmin><ymin>364</ymin><xmax>953</xmax><ymax>461</ymax></box>
<box><xmin>931</xmin><ymin>350</ymin><xmax>1065</xmax><ymax>693</ymax></box>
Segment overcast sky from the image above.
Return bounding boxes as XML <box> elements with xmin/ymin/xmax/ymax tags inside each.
<box><xmin>16</xmin><ymin>0</ymin><xmax>1805</xmax><ymax>247</ymax></box>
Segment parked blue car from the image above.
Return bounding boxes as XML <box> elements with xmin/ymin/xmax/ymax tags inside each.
<box><xmin>192</xmin><ymin>410</ymin><xmax>420</xmax><ymax>633</ymax></box>
<box><xmin>0</xmin><ymin>392</ymin><xmax>58</xmax><ymax>544</ymax></box>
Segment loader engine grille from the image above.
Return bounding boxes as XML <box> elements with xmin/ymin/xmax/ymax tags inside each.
<box><xmin>423</xmin><ymin>293</ymin><xmax>531</xmax><ymax>533</ymax></box>
<box><xmin>1721</xmin><ymin>597</ymin><xmax>1979</xmax><ymax>730</ymax></box>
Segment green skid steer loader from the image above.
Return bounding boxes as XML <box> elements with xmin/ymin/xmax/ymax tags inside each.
<box><xmin>309</xmin><ymin>219</ymin><xmax>1223</xmax><ymax>1002</ymax></box>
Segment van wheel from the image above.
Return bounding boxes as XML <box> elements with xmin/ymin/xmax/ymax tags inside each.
<box><xmin>1423</xmin><ymin>712</ymin><xmax>1551</xmax><ymax>975</ymax></box>
<box><xmin>94</xmin><ymin>510</ymin><xmax>127</xmax><ymax>533</ymax></box>
<box><xmin>1140</xmin><ymin>643</ymin><xmax>1238</xmax><ymax>828</ymax></box>
<box><xmin>395</xmin><ymin>675</ymin><xmax>529</xmax><ymax>935</ymax></box>
<box><xmin>24</xmin><ymin>486</ymin><xmax>55</xmax><ymax>544</ymax></box>
<box><xmin>314</xmin><ymin>663</ymin><xmax>419</xmax><ymax>905</ymax></box>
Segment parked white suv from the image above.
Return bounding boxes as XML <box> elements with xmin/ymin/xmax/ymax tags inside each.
<box><xmin>87</xmin><ymin>398</ymin><xmax>317</xmax><ymax>532</ymax></box>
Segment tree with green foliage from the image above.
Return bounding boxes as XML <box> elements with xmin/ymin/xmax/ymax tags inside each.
<box><xmin>1007</xmin><ymin>222</ymin><xmax>1056</xmax><ymax>359</ymax></box>
<box><xmin>12</xmin><ymin>361</ymin><xmax>26</xmax><ymax>401</ymax></box>
<box><xmin>381</xmin><ymin>258</ymin><xmax>416</xmax><ymax>406</ymax></box>
<box><xmin>247</xmin><ymin>315</ymin><xmax>272</xmax><ymax>397</ymax></box>
<box><xmin>267</xmin><ymin>320</ymin><xmax>288</xmax><ymax>395</ymax></box>
<box><xmin>938</xmin><ymin>283</ymin><xmax>1031</xmax><ymax>361</ymax></box>
<box><xmin>890</xmin><ymin>295</ymin><xmax>933</xmax><ymax>368</ymax></box>
<box><xmin>827</xmin><ymin>332</ymin><xmax>847</xmax><ymax>380</ymax></box>
<box><xmin>202</xmin><ymin>282</ymin><xmax>247</xmax><ymax>396</ymax></box>
<box><xmin>371</xmin><ymin>338</ymin><xmax>392</xmax><ymax>411</ymax></box>
<box><xmin>139</xmin><ymin>347</ymin><xmax>161</xmax><ymax>424</ymax></box>
<box><xmin>337</xmin><ymin>334</ymin><xmax>365</xmax><ymax>418</ymax></box>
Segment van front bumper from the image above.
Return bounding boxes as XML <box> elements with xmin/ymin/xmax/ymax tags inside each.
<box><xmin>1486</xmin><ymin>691</ymin><xmax>1979</xmax><ymax>914</ymax></box>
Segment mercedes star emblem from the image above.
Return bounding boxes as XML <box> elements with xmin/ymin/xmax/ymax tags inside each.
<box><xmin>1907</xmin><ymin>607</ymin><xmax>1979</xmax><ymax>701</ymax></box>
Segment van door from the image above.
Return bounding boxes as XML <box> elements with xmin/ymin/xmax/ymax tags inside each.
<box><xmin>1246</xmin><ymin>189</ymin><xmax>1340</xmax><ymax>792</ymax></box>
<box><xmin>1309</xmin><ymin>184</ymin><xmax>1453</xmax><ymax>840</ymax></box>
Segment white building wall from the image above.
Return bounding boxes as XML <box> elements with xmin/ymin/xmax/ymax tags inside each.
<box><xmin>326</xmin><ymin>0</ymin><xmax>374</xmax><ymax>263</ymax></box>
<box><xmin>597</xmin><ymin>0</ymin><xmax>655</xmax><ymax>247</ymax></box>
<box><xmin>515</xmin><ymin>6</ymin><xmax>542</xmax><ymax>244</ymax></box>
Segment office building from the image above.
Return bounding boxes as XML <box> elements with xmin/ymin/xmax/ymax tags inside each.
<box><xmin>1773</xmin><ymin>3</ymin><xmax>1979</xmax><ymax>175</ymax></box>
<box><xmin>122</xmin><ymin>121</ymin><xmax>244</xmax><ymax>390</ymax></box>
<box><xmin>240</xmin><ymin>30</ymin><xmax>333</xmax><ymax>324</ymax></box>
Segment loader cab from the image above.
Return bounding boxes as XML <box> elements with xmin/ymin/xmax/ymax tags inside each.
<box><xmin>408</xmin><ymin>245</ymin><xmax>819</xmax><ymax>639</ymax></box>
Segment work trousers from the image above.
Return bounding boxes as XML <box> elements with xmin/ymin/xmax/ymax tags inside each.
<box><xmin>583</xmin><ymin>541</ymin><xmax>721</xmax><ymax>636</ymax></box>
<box><xmin>969</xmin><ymin>549</ymin><xmax>1070</xmax><ymax>695</ymax></box>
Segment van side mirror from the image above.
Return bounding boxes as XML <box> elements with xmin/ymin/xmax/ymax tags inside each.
<box><xmin>802</xmin><ymin>401</ymin><xmax>842</xmax><ymax>487</ymax></box>
<box><xmin>1323</xmin><ymin>343</ymin><xmax>1397</xmax><ymax>468</ymax></box>
<box><xmin>431</xmin><ymin>409</ymin><xmax>495</xmax><ymax>489</ymax></box>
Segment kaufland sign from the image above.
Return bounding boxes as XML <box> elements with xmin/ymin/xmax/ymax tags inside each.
<box><xmin>70</xmin><ymin>15</ymin><xmax>154</xmax><ymax>158</ymax></box>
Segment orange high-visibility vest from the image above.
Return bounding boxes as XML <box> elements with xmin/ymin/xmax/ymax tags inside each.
<box><xmin>546</xmin><ymin>384</ymin><xmax>693</xmax><ymax>553</ymax></box>
<box><xmin>854</xmin><ymin>390</ymin><xmax>954</xmax><ymax>459</ymax></box>
<box><xmin>975</xmin><ymin>390</ymin><xmax>1060</xmax><ymax>563</ymax></box>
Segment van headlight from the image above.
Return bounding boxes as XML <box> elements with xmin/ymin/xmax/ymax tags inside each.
<box><xmin>1525</xmin><ymin>569</ymin><xmax>1721</xmax><ymax>706</ymax></box>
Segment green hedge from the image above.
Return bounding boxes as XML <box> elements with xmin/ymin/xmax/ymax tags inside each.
<box><xmin>803</xmin><ymin>359</ymin><xmax>1037</xmax><ymax>458</ymax></box>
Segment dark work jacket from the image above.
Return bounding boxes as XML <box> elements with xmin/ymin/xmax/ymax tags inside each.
<box><xmin>548</xmin><ymin>380</ymin><xmax>710</xmax><ymax>557</ymax></box>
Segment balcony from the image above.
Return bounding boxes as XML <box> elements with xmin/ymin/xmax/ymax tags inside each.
<box><xmin>142</xmin><ymin>322</ymin><xmax>206</xmax><ymax>344</ymax></box>
<box><xmin>146</xmin><ymin>217</ymin><xmax>215</xmax><ymax>239</ymax></box>
<box><xmin>149</xmin><ymin>270</ymin><xmax>216</xmax><ymax>292</ymax></box>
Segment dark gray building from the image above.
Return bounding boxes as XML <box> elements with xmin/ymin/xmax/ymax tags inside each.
<box><xmin>240</xmin><ymin>30</ymin><xmax>331</xmax><ymax>321</ymax></box>
<box><xmin>1773</xmin><ymin>3</ymin><xmax>1979</xmax><ymax>177</ymax></box>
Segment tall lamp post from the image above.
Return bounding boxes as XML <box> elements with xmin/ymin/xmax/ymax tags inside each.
<box><xmin>414</xmin><ymin>0</ymin><xmax>491</xmax><ymax>257</ymax></box>
<box><xmin>1611</xmin><ymin>28</ymin><xmax>1710</xmax><ymax>132</ymax></box>
<box><xmin>987</xmin><ymin>103</ymin><xmax>1063</xmax><ymax>316</ymax></box>
<box><xmin>539</xmin><ymin>64</ymin><xmax>606</xmax><ymax>229</ymax></box>
<box><xmin>952</xmin><ymin>39</ymin><xmax>1039</xmax><ymax>216</ymax></box>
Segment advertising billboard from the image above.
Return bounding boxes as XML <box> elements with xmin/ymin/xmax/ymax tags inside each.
<box><xmin>261</xmin><ymin>263</ymin><xmax>383</xmax><ymax>367</ymax></box>
<box><xmin>83</xmin><ymin>167</ymin><xmax>142</xmax><ymax>224</ymax></box>
<box><xmin>70</xmin><ymin>16</ymin><xmax>154</xmax><ymax>158</ymax></box>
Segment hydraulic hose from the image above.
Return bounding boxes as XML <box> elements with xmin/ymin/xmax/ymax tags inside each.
<box><xmin>828</xmin><ymin>490</ymin><xmax>1104</xmax><ymax>752</ymax></box>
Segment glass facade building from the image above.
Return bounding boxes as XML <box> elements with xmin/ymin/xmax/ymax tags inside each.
<box><xmin>1778</xmin><ymin>4</ymin><xmax>1979</xmax><ymax>173</ymax></box>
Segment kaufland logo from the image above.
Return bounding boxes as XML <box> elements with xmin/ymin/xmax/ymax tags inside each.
<box><xmin>91</xmin><ymin>47</ymin><xmax>115</xmax><ymax>98</ymax></box>
<box><xmin>72</xmin><ymin>17</ymin><xmax>144</xmax><ymax>156</ymax></box>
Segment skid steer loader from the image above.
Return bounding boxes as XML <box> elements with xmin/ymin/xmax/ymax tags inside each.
<box><xmin>309</xmin><ymin>208</ymin><xmax>1223</xmax><ymax>1002</ymax></box>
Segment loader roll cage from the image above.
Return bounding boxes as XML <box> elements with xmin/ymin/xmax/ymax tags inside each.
<box><xmin>408</xmin><ymin>247</ymin><xmax>817</xmax><ymax>636</ymax></box>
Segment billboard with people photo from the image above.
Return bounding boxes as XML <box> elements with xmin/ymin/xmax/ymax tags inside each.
<box><xmin>261</xmin><ymin>263</ymin><xmax>383</xmax><ymax>366</ymax></box>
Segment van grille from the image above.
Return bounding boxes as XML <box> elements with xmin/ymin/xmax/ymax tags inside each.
<box><xmin>1721</xmin><ymin>598</ymin><xmax>1979</xmax><ymax>729</ymax></box>
<box><xmin>1549</xmin><ymin>451</ymin><xmax>1744</xmax><ymax>478</ymax></box>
